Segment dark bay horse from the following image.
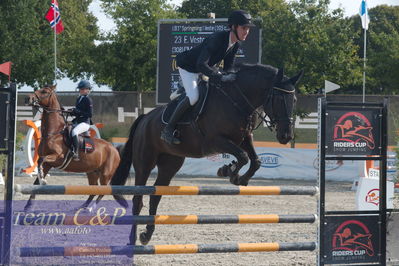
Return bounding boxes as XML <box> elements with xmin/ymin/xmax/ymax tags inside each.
<box><xmin>110</xmin><ymin>63</ymin><xmax>303</xmax><ymax>245</ymax></box>
<box><xmin>25</xmin><ymin>85</ymin><xmax>121</xmax><ymax>209</ymax></box>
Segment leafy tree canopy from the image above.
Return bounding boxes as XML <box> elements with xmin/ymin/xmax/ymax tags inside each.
<box><xmin>1</xmin><ymin>0</ymin><xmax>398</xmax><ymax>95</ymax></box>
<box><xmin>94</xmin><ymin>0</ymin><xmax>181</xmax><ymax>91</ymax></box>
<box><xmin>0</xmin><ymin>0</ymin><xmax>99</xmax><ymax>88</ymax></box>
<box><xmin>350</xmin><ymin>5</ymin><xmax>399</xmax><ymax>95</ymax></box>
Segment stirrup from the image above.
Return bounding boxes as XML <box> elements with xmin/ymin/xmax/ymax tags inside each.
<box><xmin>72</xmin><ymin>151</ymin><xmax>79</xmax><ymax>161</ymax></box>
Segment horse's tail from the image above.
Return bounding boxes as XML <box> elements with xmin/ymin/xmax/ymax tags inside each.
<box><xmin>111</xmin><ymin>114</ymin><xmax>145</xmax><ymax>207</ymax></box>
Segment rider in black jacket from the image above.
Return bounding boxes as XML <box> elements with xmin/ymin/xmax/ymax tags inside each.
<box><xmin>70</xmin><ymin>80</ymin><xmax>93</xmax><ymax>160</ymax></box>
<box><xmin>161</xmin><ymin>10</ymin><xmax>255</xmax><ymax>145</ymax></box>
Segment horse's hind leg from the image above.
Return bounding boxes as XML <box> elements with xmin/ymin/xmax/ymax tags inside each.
<box><xmin>93</xmin><ymin>156</ymin><xmax>118</xmax><ymax>207</ymax></box>
<box><xmin>129</xmin><ymin>162</ymin><xmax>155</xmax><ymax>245</ymax></box>
<box><xmin>78</xmin><ymin>171</ymin><xmax>99</xmax><ymax>209</ymax></box>
<box><xmin>139</xmin><ymin>154</ymin><xmax>184</xmax><ymax>245</ymax></box>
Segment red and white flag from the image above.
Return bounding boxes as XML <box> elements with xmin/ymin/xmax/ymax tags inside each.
<box><xmin>45</xmin><ymin>0</ymin><xmax>64</xmax><ymax>34</ymax></box>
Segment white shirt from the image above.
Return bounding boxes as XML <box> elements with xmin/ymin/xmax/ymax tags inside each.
<box><xmin>227</xmin><ymin>33</ymin><xmax>235</xmax><ymax>52</ymax></box>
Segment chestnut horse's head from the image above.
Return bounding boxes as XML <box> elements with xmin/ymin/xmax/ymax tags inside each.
<box><xmin>25</xmin><ymin>85</ymin><xmax>57</xmax><ymax>108</ymax></box>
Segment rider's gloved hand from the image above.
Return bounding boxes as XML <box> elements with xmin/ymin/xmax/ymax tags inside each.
<box><xmin>209</xmin><ymin>72</ymin><xmax>236</xmax><ymax>85</ymax></box>
<box><xmin>221</xmin><ymin>73</ymin><xmax>236</xmax><ymax>82</ymax></box>
<box><xmin>67</xmin><ymin>108</ymin><xmax>78</xmax><ymax>115</ymax></box>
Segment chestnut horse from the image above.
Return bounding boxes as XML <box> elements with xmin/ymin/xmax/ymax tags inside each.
<box><xmin>24</xmin><ymin>85</ymin><xmax>120</xmax><ymax>210</ymax></box>
<box><xmin>110</xmin><ymin>63</ymin><xmax>303</xmax><ymax>245</ymax></box>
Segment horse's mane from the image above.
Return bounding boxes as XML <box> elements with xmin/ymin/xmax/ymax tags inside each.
<box><xmin>234</xmin><ymin>63</ymin><xmax>278</xmax><ymax>81</ymax></box>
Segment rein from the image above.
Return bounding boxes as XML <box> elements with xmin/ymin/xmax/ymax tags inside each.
<box><xmin>32</xmin><ymin>88</ymin><xmax>71</xmax><ymax>137</ymax></box>
<box><xmin>217</xmin><ymin>82</ymin><xmax>294</xmax><ymax>132</ymax></box>
<box><xmin>33</xmin><ymin>90</ymin><xmax>64</xmax><ymax>113</ymax></box>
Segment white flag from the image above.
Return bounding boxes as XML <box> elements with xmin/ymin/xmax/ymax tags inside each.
<box><xmin>359</xmin><ymin>0</ymin><xmax>370</xmax><ymax>30</ymax></box>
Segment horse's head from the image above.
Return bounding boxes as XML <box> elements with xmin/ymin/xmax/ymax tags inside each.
<box><xmin>25</xmin><ymin>85</ymin><xmax>57</xmax><ymax>108</ymax></box>
<box><xmin>264</xmin><ymin>69</ymin><xmax>303</xmax><ymax>144</ymax></box>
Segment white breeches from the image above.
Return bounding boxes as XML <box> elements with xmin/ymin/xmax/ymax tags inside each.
<box><xmin>72</xmin><ymin>123</ymin><xmax>90</xmax><ymax>137</ymax></box>
<box><xmin>179</xmin><ymin>68</ymin><xmax>199</xmax><ymax>106</ymax></box>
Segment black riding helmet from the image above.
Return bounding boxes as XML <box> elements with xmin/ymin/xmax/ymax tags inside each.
<box><xmin>77</xmin><ymin>80</ymin><xmax>92</xmax><ymax>90</ymax></box>
<box><xmin>228</xmin><ymin>10</ymin><xmax>255</xmax><ymax>42</ymax></box>
<box><xmin>228</xmin><ymin>10</ymin><xmax>255</xmax><ymax>28</ymax></box>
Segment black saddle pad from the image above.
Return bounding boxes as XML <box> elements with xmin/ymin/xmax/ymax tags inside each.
<box><xmin>162</xmin><ymin>81</ymin><xmax>209</xmax><ymax>125</ymax></box>
<box><xmin>63</xmin><ymin>126</ymin><xmax>95</xmax><ymax>153</ymax></box>
<box><xmin>82</xmin><ymin>137</ymin><xmax>95</xmax><ymax>153</ymax></box>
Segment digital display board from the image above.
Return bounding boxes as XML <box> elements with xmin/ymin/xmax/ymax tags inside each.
<box><xmin>157</xmin><ymin>21</ymin><xmax>261</xmax><ymax>104</ymax></box>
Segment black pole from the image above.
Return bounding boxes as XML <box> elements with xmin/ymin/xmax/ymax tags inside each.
<box><xmin>2</xmin><ymin>83</ymin><xmax>16</xmax><ymax>265</ymax></box>
<box><xmin>379</xmin><ymin>98</ymin><xmax>388</xmax><ymax>265</ymax></box>
<box><xmin>318</xmin><ymin>98</ymin><xmax>326</xmax><ymax>266</ymax></box>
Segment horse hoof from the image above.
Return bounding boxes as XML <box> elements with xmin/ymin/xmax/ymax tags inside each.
<box><xmin>229</xmin><ymin>175</ymin><xmax>240</xmax><ymax>186</ymax></box>
<box><xmin>39</xmin><ymin>179</ymin><xmax>47</xmax><ymax>185</ymax></box>
<box><xmin>217</xmin><ymin>167</ymin><xmax>225</xmax><ymax>177</ymax></box>
<box><xmin>218</xmin><ymin>163</ymin><xmax>235</xmax><ymax>177</ymax></box>
<box><xmin>139</xmin><ymin>232</ymin><xmax>150</xmax><ymax>245</ymax></box>
<box><xmin>238</xmin><ymin>178</ymin><xmax>249</xmax><ymax>186</ymax></box>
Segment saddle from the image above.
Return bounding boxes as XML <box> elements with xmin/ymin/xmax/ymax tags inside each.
<box><xmin>63</xmin><ymin>125</ymin><xmax>95</xmax><ymax>153</ymax></box>
<box><xmin>162</xmin><ymin>80</ymin><xmax>210</xmax><ymax>125</ymax></box>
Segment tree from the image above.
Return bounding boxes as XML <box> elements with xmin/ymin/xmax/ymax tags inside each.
<box><xmin>178</xmin><ymin>0</ymin><xmax>361</xmax><ymax>94</ymax></box>
<box><xmin>0</xmin><ymin>1</ymin><xmax>53</xmax><ymax>86</ymax></box>
<box><xmin>179</xmin><ymin>0</ymin><xmax>283</xmax><ymax>20</ymax></box>
<box><xmin>94</xmin><ymin>0</ymin><xmax>180</xmax><ymax>91</ymax></box>
<box><xmin>57</xmin><ymin>0</ymin><xmax>100</xmax><ymax>81</ymax></box>
<box><xmin>0</xmin><ymin>0</ymin><xmax>99</xmax><ymax>88</ymax></box>
<box><xmin>262</xmin><ymin>0</ymin><xmax>361</xmax><ymax>94</ymax></box>
<box><xmin>351</xmin><ymin>5</ymin><xmax>399</xmax><ymax>95</ymax></box>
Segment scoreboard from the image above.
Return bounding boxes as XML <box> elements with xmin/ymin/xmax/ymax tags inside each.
<box><xmin>156</xmin><ymin>19</ymin><xmax>261</xmax><ymax>104</ymax></box>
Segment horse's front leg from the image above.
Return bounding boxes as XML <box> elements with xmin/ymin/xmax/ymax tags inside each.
<box><xmin>37</xmin><ymin>154</ymin><xmax>60</xmax><ymax>184</ymax></box>
<box><xmin>206</xmin><ymin>137</ymin><xmax>249</xmax><ymax>185</ymax></box>
<box><xmin>24</xmin><ymin>176</ymin><xmax>40</xmax><ymax>211</ymax></box>
<box><xmin>24</xmin><ymin>159</ymin><xmax>52</xmax><ymax>211</ymax></box>
<box><xmin>237</xmin><ymin>133</ymin><xmax>261</xmax><ymax>186</ymax></box>
<box><xmin>37</xmin><ymin>157</ymin><xmax>46</xmax><ymax>185</ymax></box>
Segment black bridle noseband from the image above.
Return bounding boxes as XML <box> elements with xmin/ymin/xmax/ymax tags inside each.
<box><xmin>263</xmin><ymin>86</ymin><xmax>295</xmax><ymax>131</ymax></box>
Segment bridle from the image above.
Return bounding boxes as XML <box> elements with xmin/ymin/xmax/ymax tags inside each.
<box><xmin>263</xmin><ymin>86</ymin><xmax>295</xmax><ymax>131</ymax></box>
<box><xmin>32</xmin><ymin>88</ymin><xmax>65</xmax><ymax>114</ymax></box>
<box><xmin>217</xmin><ymin>78</ymin><xmax>295</xmax><ymax>132</ymax></box>
<box><xmin>31</xmin><ymin>88</ymin><xmax>70</xmax><ymax>127</ymax></box>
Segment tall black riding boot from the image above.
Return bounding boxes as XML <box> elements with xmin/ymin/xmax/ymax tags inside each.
<box><xmin>161</xmin><ymin>96</ymin><xmax>191</xmax><ymax>145</ymax></box>
<box><xmin>72</xmin><ymin>135</ymin><xmax>80</xmax><ymax>161</ymax></box>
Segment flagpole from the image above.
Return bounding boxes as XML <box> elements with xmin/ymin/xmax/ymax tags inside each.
<box><xmin>362</xmin><ymin>27</ymin><xmax>366</xmax><ymax>103</ymax></box>
<box><xmin>53</xmin><ymin>1</ymin><xmax>57</xmax><ymax>84</ymax></box>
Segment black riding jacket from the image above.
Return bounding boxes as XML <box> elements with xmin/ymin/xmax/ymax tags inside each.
<box><xmin>176</xmin><ymin>31</ymin><xmax>240</xmax><ymax>77</ymax></box>
<box><xmin>72</xmin><ymin>95</ymin><xmax>93</xmax><ymax>125</ymax></box>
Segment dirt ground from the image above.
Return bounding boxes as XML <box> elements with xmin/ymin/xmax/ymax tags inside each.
<box><xmin>4</xmin><ymin>173</ymin><xmax>399</xmax><ymax>266</ymax></box>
